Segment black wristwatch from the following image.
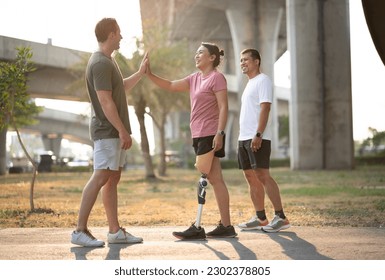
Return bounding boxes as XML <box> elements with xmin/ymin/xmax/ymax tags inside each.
<box><xmin>217</xmin><ymin>130</ymin><xmax>225</xmax><ymax>136</ymax></box>
<box><xmin>256</xmin><ymin>132</ymin><xmax>263</xmax><ymax>138</ymax></box>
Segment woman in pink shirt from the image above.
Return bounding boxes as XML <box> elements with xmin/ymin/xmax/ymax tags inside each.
<box><xmin>147</xmin><ymin>42</ymin><xmax>237</xmax><ymax>240</ymax></box>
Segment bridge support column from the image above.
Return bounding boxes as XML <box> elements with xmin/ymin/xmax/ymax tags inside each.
<box><xmin>42</xmin><ymin>133</ymin><xmax>62</xmax><ymax>157</ymax></box>
<box><xmin>226</xmin><ymin>1</ymin><xmax>257</xmax><ymax>159</ymax></box>
<box><xmin>226</xmin><ymin>0</ymin><xmax>285</xmax><ymax>158</ymax></box>
<box><xmin>254</xmin><ymin>0</ymin><xmax>286</xmax><ymax>158</ymax></box>
<box><xmin>287</xmin><ymin>0</ymin><xmax>354</xmax><ymax>169</ymax></box>
<box><xmin>226</xmin><ymin>0</ymin><xmax>257</xmax><ymax>97</ymax></box>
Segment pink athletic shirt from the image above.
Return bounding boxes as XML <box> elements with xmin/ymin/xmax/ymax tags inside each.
<box><xmin>184</xmin><ymin>70</ymin><xmax>227</xmax><ymax>138</ymax></box>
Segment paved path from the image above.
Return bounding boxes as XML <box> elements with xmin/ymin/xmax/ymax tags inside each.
<box><xmin>1</xmin><ymin>226</ymin><xmax>385</xmax><ymax>260</ymax></box>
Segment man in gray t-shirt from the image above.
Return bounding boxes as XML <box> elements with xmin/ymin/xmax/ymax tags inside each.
<box><xmin>71</xmin><ymin>18</ymin><xmax>148</xmax><ymax>247</ymax></box>
<box><xmin>86</xmin><ymin>51</ymin><xmax>131</xmax><ymax>140</ymax></box>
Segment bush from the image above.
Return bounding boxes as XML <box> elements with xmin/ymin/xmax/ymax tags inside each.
<box><xmin>355</xmin><ymin>155</ymin><xmax>385</xmax><ymax>166</ymax></box>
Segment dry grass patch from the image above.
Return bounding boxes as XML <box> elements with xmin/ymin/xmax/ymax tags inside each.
<box><xmin>0</xmin><ymin>166</ymin><xmax>384</xmax><ymax>228</ymax></box>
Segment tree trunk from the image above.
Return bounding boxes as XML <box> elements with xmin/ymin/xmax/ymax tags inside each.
<box><xmin>157</xmin><ymin>122</ymin><xmax>167</xmax><ymax>176</ymax></box>
<box><xmin>134</xmin><ymin>101</ymin><xmax>156</xmax><ymax>179</ymax></box>
<box><xmin>13</xmin><ymin>124</ymin><xmax>38</xmax><ymax>211</ymax></box>
<box><xmin>0</xmin><ymin>128</ymin><xmax>7</xmax><ymax>175</ymax></box>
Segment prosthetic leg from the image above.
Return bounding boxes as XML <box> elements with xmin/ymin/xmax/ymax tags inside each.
<box><xmin>172</xmin><ymin>152</ymin><xmax>212</xmax><ymax>240</ymax></box>
<box><xmin>172</xmin><ymin>173</ymin><xmax>208</xmax><ymax>240</ymax></box>
<box><xmin>194</xmin><ymin>174</ymin><xmax>208</xmax><ymax>228</ymax></box>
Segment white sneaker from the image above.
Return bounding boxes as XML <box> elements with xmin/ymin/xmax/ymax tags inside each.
<box><xmin>262</xmin><ymin>215</ymin><xmax>291</xmax><ymax>233</ymax></box>
<box><xmin>238</xmin><ymin>216</ymin><xmax>269</xmax><ymax>230</ymax></box>
<box><xmin>71</xmin><ymin>229</ymin><xmax>105</xmax><ymax>247</ymax></box>
<box><xmin>107</xmin><ymin>227</ymin><xmax>143</xmax><ymax>244</ymax></box>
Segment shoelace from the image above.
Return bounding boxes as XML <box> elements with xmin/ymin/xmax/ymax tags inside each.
<box><xmin>216</xmin><ymin>221</ymin><xmax>225</xmax><ymax>229</ymax></box>
<box><xmin>119</xmin><ymin>227</ymin><xmax>128</xmax><ymax>236</ymax></box>
<box><xmin>83</xmin><ymin>229</ymin><xmax>96</xmax><ymax>240</ymax></box>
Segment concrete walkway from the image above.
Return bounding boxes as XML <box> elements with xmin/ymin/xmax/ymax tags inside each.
<box><xmin>1</xmin><ymin>226</ymin><xmax>385</xmax><ymax>260</ymax></box>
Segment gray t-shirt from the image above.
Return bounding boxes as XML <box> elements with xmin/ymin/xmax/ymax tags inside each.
<box><xmin>86</xmin><ymin>51</ymin><xmax>131</xmax><ymax>140</ymax></box>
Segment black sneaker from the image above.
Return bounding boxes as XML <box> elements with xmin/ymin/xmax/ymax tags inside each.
<box><xmin>172</xmin><ymin>224</ymin><xmax>206</xmax><ymax>240</ymax></box>
<box><xmin>206</xmin><ymin>222</ymin><xmax>237</xmax><ymax>238</ymax></box>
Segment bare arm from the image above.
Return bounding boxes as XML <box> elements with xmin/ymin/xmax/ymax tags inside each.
<box><xmin>96</xmin><ymin>90</ymin><xmax>132</xmax><ymax>150</ymax></box>
<box><xmin>123</xmin><ymin>52</ymin><xmax>148</xmax><ymax>91</ymax></box>
<box><xmin>147</xmin><ymin>72</ymin><xmax>189</xmax><ymax>92</ymax></box>
<box><xmin>146</xmin><ymin>54</ymin><xmax>189</xmax><ymax>92</ymax></box>
<box><xmin>252</xmin><ymin>102</ymin><xmax>270</xmax><ymax>151</ymax></box>
<box><xmin>213</xmin><ymin>89</ymin><xmax>228</xmax><ymax>151</ymax></box>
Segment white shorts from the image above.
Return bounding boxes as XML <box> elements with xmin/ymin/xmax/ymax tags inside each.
<box><xmin>93</xmin><ymin>138</ymin><xmax>126</xmax><ymax>171</ymax></box>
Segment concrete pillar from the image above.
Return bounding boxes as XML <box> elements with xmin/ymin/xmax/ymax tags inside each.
<box><xmin>42</xmin><ymin>133</ymin><xmax>62</xmax><ymax>157</ymax></box>
<box><xmin>226</xmin><ymin>1</ymin><xmax>256</xmax><ymax>158</ymax></box>
<box><xmin>287</xmin><ymin>0</ymin><xmax>354</xmax><ymax>169</ymax></box>
<box><xmin>227</xmin><ymin>0</ymin><xmax>285</xmax><ymax>158</ymax></box>
<box><xmin>226</xmin><ymin>0</ymin><xmax>256</xmax><ymax>99</ymax></box>
<box><xmin>255</xmin><ymin>1</ymin><xmax>286</xmax><ymax>158</ymax></box>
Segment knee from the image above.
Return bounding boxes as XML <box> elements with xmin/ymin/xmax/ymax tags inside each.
<box><xmin>110</xmin><ymin>172</ymin><xmax>121</xmax><ymax>184</ymax></box>
<box><xmin>244</xmin><ymin>171</ymin><xmax>254</xmax><ymax>182</ymax></box>
<box><xmin>255</xmin><ymin>169</ymin><xmax>270</xmax><ymax>183</ymax></box>
<box><xmin>100</xmin><ymin>171</ymin><xmax>121</xmax><ymax>188</ymax></box>
<box><xmin>207</xmin><ymin>174</ymin><xmax>223</xmax><ymax>186</ymax></box>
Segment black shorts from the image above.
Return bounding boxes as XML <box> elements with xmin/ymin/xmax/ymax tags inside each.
<box><xmin>192</xmin><ymin>135</ymin><xmax>225</xmax><ymax>158</ymax></box>
<box><xmin>238</xmin><ymin>139</ymin><xmax>271</xmax><ymax>170</ymax></box>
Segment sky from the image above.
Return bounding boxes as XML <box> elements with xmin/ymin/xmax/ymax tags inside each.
<box><xmin>1</xmin><ymin>0</ymin><xmax>384</xmax><ymax>144</ymax></box>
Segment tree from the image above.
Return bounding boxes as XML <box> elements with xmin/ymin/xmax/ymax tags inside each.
<box><xmin>114</xmin><ymin>52</ymin><xmax>157</xmax><ymax>179</ymax></box>
<box><xmin>135</xmin><ymin>23</ymin><xmax>192</xmax><ymax>176</ymax></box>
<box><xmin>69</xmin><ymin>24</ymin><xmax>192</xmax><ymax>178</ymax></box>
<box><xmin>0</xmin><ymin>47</ymin><xmax>42</xmax><ymax>210</ymax></box>
<box><xmin>359</xmin><ymin>127</ymin><xmax>385</xmax><ymax>155</ymax></box>
<box><xmin>115</xmin><ymin>23</ymin><xmax>192</xmax><ymax>177</ymax></box>
<box><xmin>69</xmin><ymin>49</ymin><xmax>157</xmax><ymax>179</ymax></box>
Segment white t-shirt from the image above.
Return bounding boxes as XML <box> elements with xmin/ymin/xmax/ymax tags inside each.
<box><xmin>238</xmin><ymin>73</ymin><xmax>273</xmax><ymax>141</ymax></box>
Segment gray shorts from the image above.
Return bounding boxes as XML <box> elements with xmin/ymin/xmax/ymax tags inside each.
<box><xmin>238</xmin><ymin>139</ymin><xmax>271</xmax><ymax>170</ymax></box>
<box><xmin>93</xmin><ymin>138</ymin><xmax>126</xmax><ymax>171</ymax></box>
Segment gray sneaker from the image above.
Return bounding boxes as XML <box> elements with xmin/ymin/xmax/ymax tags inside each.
<box><xmin>206</xmin><ymin>222</ymin><xmax>237</xmax><ymax>238</ymax></box>
<box><xmin>71</xmin><ymin>229</ymin><xmax>105</xmax><ymax>247</ymax></box>
<box><xmin>262</xmin><ymin>215</ymin><xmax>290</xmax><ymax>233</ymax></box>
<box><xmin>107</xmin><ymin>227</ymin><xmax>143</xmax><ymax>244</ymax></box>
<box><xmin>172</xmin><ymin>223</ymin><xmax>206</xmax><ymax>240</ymax></box>
<box><xmin>238</xmin><ymin>216</ymin><xmax>268</xmax><ymax>230</ymax></box>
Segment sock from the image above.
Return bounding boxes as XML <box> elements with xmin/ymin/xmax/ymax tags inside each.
<box><xmin>256</xmin><ymin>210</ymin><xmax>267</xmax><ymax>221</ymax></box>
<box><xmin>275</xmin><ymin>210</ymin><xmax>286</xmax><ymax>220</ymax></box>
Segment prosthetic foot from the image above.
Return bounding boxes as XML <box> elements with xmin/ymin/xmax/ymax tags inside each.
<box><xmin>172</xmin><ymin>174</ymin><xmax>208</xmax><ymax>240</ymax></box>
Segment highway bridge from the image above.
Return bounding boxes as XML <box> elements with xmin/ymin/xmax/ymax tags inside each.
<box><xmin>2</xmin><ymin>0</ymin><xmax>356</xmax><ymax>170</ymax></box>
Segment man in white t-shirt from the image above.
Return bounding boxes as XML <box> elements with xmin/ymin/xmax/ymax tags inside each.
<box><xmin>237</xmin><ymin>49</ymin><xmax>290</xmax><ymax>233</ymax></box>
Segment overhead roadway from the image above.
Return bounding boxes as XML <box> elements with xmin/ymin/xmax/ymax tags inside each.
<box><xmin>140</xmin><ymin>0</ymin><xmax>354</xmax><ymax>170</ymax></box>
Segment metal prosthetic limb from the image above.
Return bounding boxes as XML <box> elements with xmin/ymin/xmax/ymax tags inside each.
<box><xmin>194</xmin><ymin>174</ymin><xmax>208</xmax><ymax>228</ymax></box>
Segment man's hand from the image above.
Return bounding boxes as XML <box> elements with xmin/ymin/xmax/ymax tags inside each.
<box><xmin>119</xmin><ymin>130</ymin><xmax>132</xmax><ymax>150</ymax></box>
<box><xmin>251</xmin><ymin>136</ymin><xmax>262</xmax><ymax>152</ymax></box>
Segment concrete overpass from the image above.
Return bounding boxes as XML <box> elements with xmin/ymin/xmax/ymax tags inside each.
<box><xmin>21</xmin><ymin>108</ymin><xmax>91</xmax><ymax>156</ymax></box>
<box><xmin>140</xmin><ymin>0</ymin><xmax>354</xmax><ymax>169</ymax></box>
<box><xmin>1</xmin><ymin>35</ymin><xmax>92</xmax><ymax>158</ymax></box>
<box><xmin>1</xmin><ymin>34</ymin><xmax>289</xmax><ymax>160</ymax></box>
<box><xmin>0</xmin><ymin>35</ymin><xmax>89</xmax><ymax>101</ymax></box>
<box><xmin>1</xmin><ymin>0</ymin><xmax>354</xmax><ymax>170</ymax></box>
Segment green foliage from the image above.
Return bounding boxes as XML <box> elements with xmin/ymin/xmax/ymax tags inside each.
<box><xmin>217</xmin><ymin>158</ymin><xmax>290</xmax><ymax>170</ymax></box>
<box><xmin>358</xmin><ymin>127</ymin><xmax>385</xmax><ymax>156</ymax></box>
<box><xmin>66</xmin><ymin>53</ymin><xmax>91</xmax><ymax>101</ymax></box>
<box><xmin>119</xmin><ymin>22</ymin><xmax>193</xmax><ymax>123</ymax></box>
<box><xmin>0</xmin><ymin>47</ymin><xmax>42</xmax><ymax>130</ymax></box>
<box><xmin>115</xmin><ymin>23</ymin><xmax>193</xmax><ymax>176</ymax></box>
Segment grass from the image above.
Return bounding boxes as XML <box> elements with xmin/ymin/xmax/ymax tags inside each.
<box><xmin>0</xmin><ymin>165</ymin><xmax>384</xmax><ymax>228</ymax></box>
